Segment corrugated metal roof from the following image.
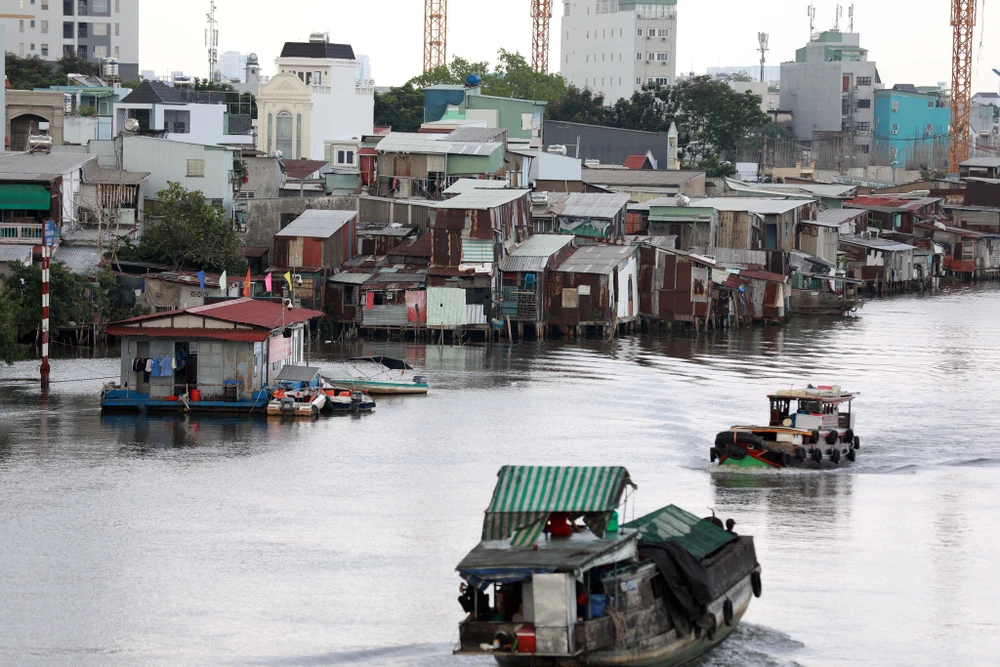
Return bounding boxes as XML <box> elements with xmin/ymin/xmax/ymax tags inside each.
<box><xmin>282</xmin><ymin>159</ymin><xmax>329</xmax><ymax>180</ymax></box>
<box><xmin>582</xmin><ymin>169</ymin><xmax>701</xmax><ymax>187</ymax></box>
<box><xmin>960</xmin><ymin>157</ymin><xmax>1000</xmax><ymax>168</ymax></box>
<box><xmin>845</xmin><ymin>196</ymin><xmax>940</xmax><ymax>212</ymax></box>
<box><xmin>274</xmin><ymin>365</ymin><xmax>321</xmax><ymax>383</ymax></box>
<box><xmin>725</xmin><ymin>178</ymin><xmax>858</xmax><ymax>199</ymax></box>
<box><xmin>357</xmin><ymin>224</ymin><xmax>415</xmax><ymax>237</ymax></box>
<box><xmin>816</xmin><ymin>208</ymin><xmax>868</xmax><ymax>225</ymax></box>
<box><xmin>434</xmin><ymin>189</ymin><xmax>531</xmax><ymax>209</ymax></box>
<box><xmin>377</xmin><ymin>132</ymin><xmax>501</xmax><ymax>156</ymax></box>
<box><xmin>329</xmin><ymin>272</ymin><xmax>373</xmax><ymax>284</ymax></box>
<box><xmin>443</xmin><ymin>178</ymin><xmax>511</xmax><ymax>195</ymax></box>
<box><xmin>275</xmin><ymin>209</ymin><xmax>356</xmax><ymax>238</ymax></box>
<box><xmin>0</xmin><ymin>152</ymin><xmax>95</xmax><ymax>181</ymax></box>
<box><xmin>446</xmin><ymin>127</ymin><xmax>508</xmax><ymax>143</ymax></box>
<box><xmin>555</xmin><ymin>243</ymin><xmax>638</xmax><ymax>274</ymax></box>
<box><xmin>83</xmin><ymin>162</ymin><xmax>149</xmax><ymax>185</ymax></box>
<box><xmin>623</xmin><ymin>505</ymin><xmax>738</xmax><ymax>560</ymax></box>
<box><xmin>362</xmin><ymin>304</ymin><xmax>409</xmax><ymax>327</ymax></box>
<box><xmin>839</xmin><ymin>235</ymin><xmax>916</xmax><ymax>252</ymax></box>
<box><xmin>461</xmin><ymin>238</ymin><xmax>493</xmax><ymax>262</ymax></box>
<box><xmin>53</xmin><ymin>245</ymin><xmax>102</xmax><ymax>275</ymax></box>
<box><xmin>500</xmin><ymin>234</ymin><xmax>575</xmax><ymax>271</ymax></box>
<box><xmin>482</xmin><ymin>466</ymin><xmax>634</xmax><ymax>547</ymax></box>
<box><xmin>553</xmin><ymin>192</ymin><xmax>630</xmax><ymax>219</ymax></box>
<box><xmin>112</xmin><ymin>297</ymin><xmax>323</xmax><ymax>330</ymax></box>
<box><xmin>0</xmin><ymin>245</ymin><xmax>33</xmax><ymax>264</ymax></box>
<box><xmin>104</xmin><ymin>326</ymin><xmax>272</xmax><ymax>343</ymax></box>
<box><xmin>688</xmin><ymin>197</ymin><xmax>814</xmax><ymax>214</ymax></box>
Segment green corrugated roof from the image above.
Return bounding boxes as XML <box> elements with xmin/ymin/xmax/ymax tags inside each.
<box><xmin>483</xmin><ymin>466</ymin><xmax>634</xmax><ymax>547</ymax></box>
<box><xmin>623</xmin><ymin>504</ymin><xmax>737</xmax><ymax>560</ymax></box>
<box><xmin>0</xmin><ymin>184</ymin><xmax>51</xmax><ymax>211</ymax></box>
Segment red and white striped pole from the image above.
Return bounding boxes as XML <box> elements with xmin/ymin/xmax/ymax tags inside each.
<box><xmin>40</xmin><ymin>243</ymin><xmax>51</xmax><ymax>389</ymax></box>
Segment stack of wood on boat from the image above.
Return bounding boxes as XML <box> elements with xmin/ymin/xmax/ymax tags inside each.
<box><xmin>454</xmin><ymin>466</ymin><xmax>761</xmax><ymax>666</ymax></box>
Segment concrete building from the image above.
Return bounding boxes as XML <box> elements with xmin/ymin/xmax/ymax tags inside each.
<box><xmin>423</xmin><ymin>85</ymin><xmax>547</xmax><ymax>147</ymax></box>
<box><xmin>0</xmin><ymin>0</ymin><xmax>140</xmax><ymax>81</ymax></box>
<box><xmin>261</xmin><ymin>35</ymin><xmax>375</xmax><ymax>164</ymax></box>
<box><xmin>220</xmin><ymin>51</ymin><xmax>247</xmax><ymax>82</ymax></box>
<box><xmin>779</xmin><ymin>31</ymin><xmax>882</xmax><ymax>142</ymax></box>
<box><xmin>873</xmin><ymin>87</ymin><xmax>951</xmax><ymax>170</ymax></box>
<box><xmin>114</xmin><ymin>81</ymin><xmax>253</xmax><ymax>147</ymax></box>
<box><xmin>560</xmin><ymin>0</ymin><xmax>678</xmax><ymax>104</ymax></box>
<box><xmin>0</xmin><ymin>151</ymin><xmax>95</xmax><ymax>243</ymax></box>
<box><xmin>6</xmin><ymin>89</ymin><xmax>66</xmax><ymax>148</ymax></box>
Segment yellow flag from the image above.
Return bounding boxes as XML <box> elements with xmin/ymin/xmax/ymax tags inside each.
<box><xmin>284</xmin><ymin>272</ymin><xmax>293</xmax><ymax>291</ymax></box>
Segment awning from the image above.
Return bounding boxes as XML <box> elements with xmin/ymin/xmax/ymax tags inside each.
<box><xmin>482</xmin><ymin>466</ymin><xmax>635</xmax><ymax>547</ymax></box>
<box><xmin>0</xmin><ymin>184</ymin><xmax>51</xmax><ymax>210</ymax></box>
<box><xmin>623</xmin><ymin>505</ymin><xmax>736</xmax><ymax>560</ymax></box>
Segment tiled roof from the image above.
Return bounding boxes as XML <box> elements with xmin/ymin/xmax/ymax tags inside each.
<box><xmin>279</xmin><ymin>41</ymin><xmax>356</xmax><ymax>60</ymax></box>
<box><xmin>110</xmin><ymin>297</ymin><xmax>324</xmax><ymax>331</ymax></box>
<box><xmin>119</xmin><ymin>81</ymin><xmax>186</xmax><ymax>105</ymax></box>
<box><xmin>623</xmin><ymin>155</ymin><xmax>649</xmax><ymax>170</ymax></box>
<box><xmin>281</xmin><ymin>159</ymin><xmax>329</xmax><ymax>180</ymax></box>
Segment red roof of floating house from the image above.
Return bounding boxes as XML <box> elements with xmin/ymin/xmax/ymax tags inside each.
<box><xmin>106</xmin><ymin>298</ymin><xmax>324</xmax><ymax>342</ymax></box>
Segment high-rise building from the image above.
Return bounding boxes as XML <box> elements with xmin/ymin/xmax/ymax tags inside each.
<box><xmin>560</xmin><ymin>1</ymin><xmax>678</xmax><ymax>104</ymax></box>
<box><xmin>779</xmin><ymin>31</ymin><xmax>882</xmax><ymax>142</ymax></box>
<box><xmin>0</xmin><ymin>0</ymin><xmax>140</xmax><ymax>81</ymax></box>
<box><xmin>219</xmin><ymin>51</ymin><xmax>247</xmax><ymax>82</ymax></box>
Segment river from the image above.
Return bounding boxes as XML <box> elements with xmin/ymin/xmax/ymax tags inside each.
<box><xmin>1</xmin><ymin>285</ymin><xmax>999</xmax><ymax>666</ymax></box>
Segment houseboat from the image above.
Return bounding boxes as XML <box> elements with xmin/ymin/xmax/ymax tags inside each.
<box><xmin>101</xmin><ymin>298</ymin><xmax>325</xmax><ymax>414</ymax></box>
<box><xmin>454</xmin><ymin>466</ymin><xmax>761</xmax><ymax>666</ymax></box>
<box><xmin>711</xmin><ymin>386</ymin><xmax>861</xmax><ymax>469</ymax></box>
<box><xmin>323</xmin><ymin>356</ymin><xmax>428</xmax><ymax>395</ymax></box>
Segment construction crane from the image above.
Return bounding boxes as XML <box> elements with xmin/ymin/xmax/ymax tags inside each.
<box><xmin>531</xmin><ymin>1</ymin><xmax>554</xmax><ymax>73</ymax></box>
<box><xmin>423</xmin><ymin>0</ymin><xmax>448</xmax><ymax>72</ymax></box>
<box><xmin>949</xmin><ymin>0</ymin><xmax>977</xmax><ymax>173</ymax></box>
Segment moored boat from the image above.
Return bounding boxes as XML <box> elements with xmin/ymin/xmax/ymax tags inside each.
<box><xmin>324</xmin><ymin>356</ymin><xmax>429</xmax><ymax>395</ymax></box>
<box><xmin>454</xmin><ymin>466</ymin><xmax>761</xmax><ymax>666</ymax></box>
<box><xmin>266</xmin><ymin>365</ymin><xmax>328</xmax><ymax>418</ymax></box>
<box><xmin>320</xmin><ymin>385</ymin><xmax>376</xmax><ymax>413</ymax></box>
<box><xmin>712</xmin><ymin>385</ymin><xmax>861</xmax><ymax>469</ymax></box>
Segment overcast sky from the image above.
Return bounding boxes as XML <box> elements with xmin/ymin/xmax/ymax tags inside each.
<box><xmin>140</xmin><ymin>0</ymin><xmax>1000</xmax><ymax>95</ymax></box>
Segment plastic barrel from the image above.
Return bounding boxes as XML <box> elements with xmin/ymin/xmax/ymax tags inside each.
<box><xmin>607</xmin><ymin>510</ymin><xmax>619</xmax><ymax>533</ymax></box>
<box><xmin>590</xmin><ymin>594</ymin><xmax>607</xmax><ymax>618</ymax></box>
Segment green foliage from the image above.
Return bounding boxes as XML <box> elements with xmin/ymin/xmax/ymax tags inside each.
<box><xmin>137</xmin><ymin>182</ymin><xmax>247</xmax><ymax>274</ymax></box>
<box><xmin>694</xmin><ymin>155</ymin><xmax>738</xmax><ymax>178</ymax></box>
<box><xmin>5</xmin><ymin>53</ymin><xmax>101</xmax><ymax>90</ymax></box>
<box><xmin>663</xmin><ymin>76</ymin><xmax>770</xmax><ymax>161</ymax></box>
<box><xmin>0</xmin><ymin>288</ymin><xmax>25</xmax><ymax>364</ymax></box>
<box><xmin>728</xmin><ymin>71</ymin><xmax>754</xmax><ymax>83</ymax></box>
<box><xmin>77</xmin><ymin>106</ymin><xmax>97</xmax><ymax>117</ymax></box>
<box><xmin>95</xmin><ymin>267</ymin><xmax>149</xmax><ymax>325</ymax></box>
<box><xmin>3</xmin><ymin>262</ymin><xmax>93</xmax><ymax>340</ymax></box>
<box><xmin>374</xmin><ymin>83</ymin><xmax>426</xmax><ymax>132</ymax></box>
<box><xmin>547</xmin><ymin>85</ymin><xmax>610</xmax><ymax>126</ymax></box>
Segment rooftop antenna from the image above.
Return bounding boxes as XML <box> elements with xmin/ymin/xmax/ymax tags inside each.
<box><xmin>848</xmin><ymin>3</ymin><xmax>855</xmax><ymax>32</ymax></box>
<box><xmin>758</xmin><ymin>32</ymin><xmax>769</xmax><ymax>83</ymax></box>
<box><xmin>834</xmin><ymin>4</ymin><xmax>843</xmax><ymax>31</ymax></box>
<box><xmin>807</xmin><ymin>4</ymin><xmax>816</xmax><ymax>40</ymax></box>
<box><xmin>205</xmin><ymin>1</ymin><xmax>219</xmax><ymax>84</ymax></box>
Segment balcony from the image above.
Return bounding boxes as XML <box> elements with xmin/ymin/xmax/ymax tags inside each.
<box><xmin>0</xmin><ymin>222</ymin><xmax>46</xmax><ymax>243</ymax></box>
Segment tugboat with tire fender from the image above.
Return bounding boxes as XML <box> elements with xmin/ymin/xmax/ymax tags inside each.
<box><xmin>711</xmin><ymin>385</ymin><xmax>861</xmax><ymax>469</ymax></box>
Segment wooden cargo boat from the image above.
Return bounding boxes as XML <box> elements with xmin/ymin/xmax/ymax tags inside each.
<box><xmin>454</xmin><ymin>466</ymin><xmax>761</xmax><ymax>666</ymax></box>
<box><xmin>712</xmin><ymin>385</ymin><xmax>861</xmax><ymax>469</ymax></box>
<box><xmin>324</xmin><ymin>356</ymin><xmax>429</xmax><ymax>395</ymax></box>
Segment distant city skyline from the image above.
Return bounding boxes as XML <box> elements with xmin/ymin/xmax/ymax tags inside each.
<box><xmin>139</xmin><ymin>1</ymin><xmax>1000</xmax><ymax>96</ymax></box>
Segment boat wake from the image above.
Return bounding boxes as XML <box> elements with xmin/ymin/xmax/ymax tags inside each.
<box><xmin>254</xmin><ymin>642</ymin><xmax>470</xmax><ymax>666</ymax></box>
<box><xmin>689</xmin><ymin>623</ymin><xmax>805</xmax><ymax>666</ymax></box>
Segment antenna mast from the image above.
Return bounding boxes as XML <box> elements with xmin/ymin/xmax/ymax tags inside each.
<box><xmin>848</xmin><ymin>4</ymin><xmax>855</xmax><ymax>32</ymax></box>
<box><xmin>807</xmin><ymin>4</ymin><xmax>816</xmax><ymax>40</ymax></box>
<box><xmin>834</xmin><ymin>4</ymin><xmax>843</xmax><ymax>31</ymax></box>
<box><xmin>758</xmin><ymin>32</ymin><xmax>769</xmax><ymax>83</ymax></box>
<box><xmin>206</xmin><ymin>1</ymin><xmax>219</xmax><ymax>83</ymax></box>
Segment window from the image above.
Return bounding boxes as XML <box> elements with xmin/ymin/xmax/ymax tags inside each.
<box><xmin>41</xmin><ymin>44</ymin><xmax>48</xmax><ymax>56</ymax></box>
<box><xmin>30</xmin><ymin>43</ymin><xmax>35</xmax><ymax>51</ymax></box>
<box><xmin>186</xmin><ymin>159</ymin><xmax>205</xmax><ymax>177</ymax></box>
<box><xmin>891</xmin><ymin>100</ymin><xmax>899</xmax><ymax>112</ymax></box>
<box><xmin>93</xmin><ymin>0</ymin><xmax>107</xmax><ymax>11</ymax></box>
<box><xmin>857</xmin><ymin>76</ymin><xmax>872</xmax><ymax>86</ymax></box>
<box><xmin>78</xmin><ymin>22</ymin><xmax>87</xmax><ymax>37</ymax></box>
<box><xmin>859</xmin><ymin>144</ymin><xmax>870</xmax><ymax>154</ymax></box>
<box><xmin>116</xmin><ymin>0</ymin><xmax>119</xmax><ymax>12</ymax></box>
<box><xmin>93</xmin><ymin>45</ymin><xmax>106</xmax><ymax>59</ymax></box>
<box><xmin>647</xmin><ymin>52</ymin><xmax>655</xmax><ymax>60</ymax></box>
<box><xmin>586</xmin><ymin>54</ymin><xmax>589</xmax><ymax>63</ymax></box>
<box><xmin>276</xmin><ymin>111</ymin><xmax>293</xmax><ymax>158</ymax></box>
<box><xmin>856</xmin><ymin>122</ymin><xmax>870</xmax><ymax>131</ymax></box>
<box><xmin>336</xmin><ymin>150</ymin><xmax>355</xmax><ymax>165</ymax></box>
<box><xmin>164</xmin><ymin>109</ymin><xmax>190</xmax><ymax>134</ymax></box>
<box><xmin>18</xmin><ymin>43</ymin><xmax>24</xmax><ymax>56</ymax></box>
<box><xmin>115</xmin><ymin>22</ymin><xmax>119</xmax><ymax>36</ymax></box>
<box><xmin>636</xmin><ymin>77</ymin><xmax>641</xmax><ymax>85</ymax></box>
<box><xmin>657</xmin><ymin>28</ymin><xmax>669</xmax><ymax>37</ymax></box>
<box><xmin>63</xmin><ymin>21</ymin><xmax>72</xmax><ymax>37</ymax></box>
<box><xmin>19</xmin><ymin>20</ymin><xmax>24</xmax><ymax>33</ymax></box>
<box><xmin>565</xmin><ymin>54</ymin><xmax>568</xmax><ymax>64</ymax></box>
<box><xmin>30</xmin><ymin>20</ymin><xmax>35</xmax><ymax>28</ymax></box>
<box><xmin>926</xmin><ymin>123</ymin><xmax>934</xmax><ymax>136</ymax></box>
<box><xmin>891</xmin><ymin>123</ymin><xmax>899</xmax><ymax>135</ymax></box>
<box><xmin>637</xmin><ymin>28</ymin><xmax>643</xmax><ymax>36</ymax></box>
<box><xmin>602</xmin><ymin>29</ymin><xmax>606</xmax><ymax>38</ymax></box>
<box><xmin>928</xmin><ymin>101</ymin><xmax>934</xmax><ymax>108</ymax></box>
<box><xmin>602</xmin><ymin>53</ymin><xmax>605</xmax><ymax>62</ymax></box>
<box><xmin>93</xmin><ymin>22</ymin><xmax>107</xmax><ymax>35</ymax></box>
<box><xmin>114</xmin><ymin>45</ymin><xmax>118</xmax><ymax>57</ymax></box>
<box><xmin>656</xmin><ymin>52</ymin><xmax>670</xmax><ymax>61</ymax></box>
<box><xmin>41</xmin><ymin>20</ymin><xmax>48</xmax><ymax>33</ymax></box>
<box><xmin>856</xmin><ymin>99</ymin><xmax>871</xmax><ymax>109</ymax></box>
<box><xmin>601</xmin><ymin>77</ymin><xmax>605</xmax><ymax>86</ymax></box>
<box><xmin>636</xmin><ymin>52</ymin><xmax>642</xmax><ymax>61</ymax></box>
<box><xmin>586</xmin><ymin>30</ymin><xmax>589</xmax><ymax>39</ymax></box>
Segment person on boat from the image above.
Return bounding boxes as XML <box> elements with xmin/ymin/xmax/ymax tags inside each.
<box><xmin>458</xmin><ymin>583</ymin><xmax>490</xmax><ymax>618</ymax></box>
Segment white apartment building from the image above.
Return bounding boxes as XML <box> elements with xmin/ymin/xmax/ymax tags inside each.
<box><xmin>0</xmin><ymin>0</ymin><xmax>139</xmax><ymax>81</ymax></box>
<box><xmin>258</xmin><ymin>34</ymin><xmax>374</xmax><ymax>165</ymax></box>
<box><xmin>560</xmin><ymin>1</ymin><xmax>678</xmax><ymax>104</ymax></box>
<box><xmin>219</xmin><ymin>51</ymin><xmax>246</xmax><ymax>82</ymax></box>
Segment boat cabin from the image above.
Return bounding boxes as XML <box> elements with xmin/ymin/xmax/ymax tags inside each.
<box><xmin>768</xmin><ymin>386</ymin><xmax>857</xmax><ymax>432</ymax></box>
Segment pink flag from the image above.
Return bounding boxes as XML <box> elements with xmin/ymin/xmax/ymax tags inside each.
<box><xmin>264</xmin><ymin>272</ymin><xmax>273</xmax><ymax>292</ymax></box>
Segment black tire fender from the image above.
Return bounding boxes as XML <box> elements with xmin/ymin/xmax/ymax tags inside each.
<box><xmin>831</xmin><ymin>448</ymin><xmax>842</xmax><ymax>464</ymax></box>
<box><xmin>781</xmin><ymin>452</ymin><xmax>792</xmax><ymax>467</ymax></box>
<box><xmin>812</xmin><ymin>448</ymin><xmax>823</xmax><ymax>463</ymax></box>
<box><xmin>854</xmin><ymin>436</ymin><xmax>861</xmax><ymax>450</ymax></box>
<box><xmin>723</xmin><ymin>598</ymin><xmax>734</xmax><ymax>627</ymax></box>
<box><xmin>710</xmin><ymin>447</ymin><xmax>718</xmax><ymax>463</ymax></box>
<box><xmin>810</xmin><ymin>429</ymin><xmax>820</xmax><ymax>444</ymax></box>
<box><xmin>796</xmin><ymin>447</ymin><xmax>808</xmax><ymax>462</ymax></box>
<box><xmin>751</xmin><ymin>571</ymin><xmax>762</xmax><ymax>598</ymax></box>
<box><xmin>825</xmin><ymin>430</ymin><xmax>839</xmax><ymax>445</ymax></box>
<box><xmin>727</xmin><ymin>444</ymin><xmax>747</xmax><ymax>461</ymax></box>
<box><xmin>847</xmin><ymin>448</ymin><xmax>857</xmax><ymax>462</ymax></box>
<box><xmin>844</xmin><ymin>428</ymin><xmax>855</xmax><ymax>443</ymax></box>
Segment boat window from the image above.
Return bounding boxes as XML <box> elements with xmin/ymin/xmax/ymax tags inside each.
<box><xmin>799</xmin><ymin>400</ymin><xmax>822</xmax><ymax>414</ymax></box>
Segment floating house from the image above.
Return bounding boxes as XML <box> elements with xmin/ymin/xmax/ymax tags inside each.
<box><xmin>839</xmin><ymin>234</ymin><xmax>917</xmax><ymax>292</ymax></box>
<box><xmin>499</xmin><ymin>234</ymin><xmax>577</xmax><ymax>338</ymax></box>
<box><xmin>547</xmin><ymin>243</ymin><xmax>641</xmax><ymax>337</ymax></box>
<box><xmin>637</xmin><ymin>237</ymin><xmax>717</xmax><ymax>329</ymax></box>
<box><xmin>913</xmin><ymin>222</ymin><xmax>1000</xmax><ymax>280</ymax></box>
<box><xmin>272</xmin><ymin>209</ymin><xmax>358</xmax><ymax>309</ymax></box>
<box><xmin>102</xmin><ymin>298</ymin><xmax>324</xmax><ymax>413</ymax></box>
<box><xmin>531</xmin><ymin>192</ymin><xmax>630</xmax><ymax>240</ymax></box>
<box><xmin>843</xmin><ymin>196</ymin><xmax>941</xmax><ymax>235</ymax></box>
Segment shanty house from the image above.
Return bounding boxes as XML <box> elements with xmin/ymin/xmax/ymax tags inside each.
<box><xmin>547</xmin><ymin>243</ymin><xmax>641</xmax><ymax>335</ymax></box>
<box><xmin>644</xmin><ymin>198</ymin><xmax>718</xmax><ymax>250</ymax></box>
<box><xmin>273</xmin><ymin>209</ymin><xmax>358</xmax><ymax>309</ymax></box>
<box><xmin>532</xmin><ymin>192</ymin><xmax>630</xmax><ymax>240</ymax></box>
<box><xmin>637</xmin><ymin>238</ymin><xmax>716</xmax><ymax>328</ymax></box>
<box><xmin>797</xmin><ymin>218</ymin><xmax>841</xmax><ymax>267</ymax></box>
<box><xmin>839</xmin><ymin>234</ymin><xmax>917</xmax><ymax>291</ymax></box>
<box><xmin>499</xmin><ymin>234</ymin><xmax>577</xmax><ymax>335</ymax></box>
<box><xmin>700</xmin><ymin>198</ymin><xmax>817</xmax><ymax>252</ymax></box>
<box><xmin>914</xmin><ymin>222</ymin><xmax>1000</xmax><ymax>280</ymax></box>
<box><xmin>0</xmin><ymin>151</ymin><xmax>95</xmax><ymax>244</ymax></box>
<box><xmin>959</xmin><ymin>157</ymin><xmax>1000</xmax><ymax>181</ymax></box>
<box><xmin>103</xmin><ymin>298</ymin><xmax>324</xmax><ymax>412</ymax></box>
<box><xmin>844</xmin><ymin>196</ymin><xmax>941</xmax><ymax>235</ymax></box>
<box><xmin>374</xmin><ymin>132</ymin><xmax>505</xmax><ymax>199</ymax></box>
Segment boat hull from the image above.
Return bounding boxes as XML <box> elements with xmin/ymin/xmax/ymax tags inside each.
<box><xmin>324</xmin><ymin>378</ymin><xmax>428</xmax><ymax>395</ymax></box>
<box><xmin>713</xmin><ymin>427</ymin><xmax>859</xmax><ymax>469</ymax></box>
<box><xmin>490</xmin><ymin>573</ymin><xmax>756</xmax><ymax>667</ymax></box>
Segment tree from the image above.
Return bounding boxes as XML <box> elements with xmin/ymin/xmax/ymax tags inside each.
<box><xmin>729</xmin><ymin>70</ymin><xmax>754</xmax><ymax>83</ymax></box>
<box><xmin>3</xmin><ymin>262</ymin><xmax>93</xmax><ymax>341</ymax></box>
<box><xmin>374</xmin><ymin>83</ymin><xmax>426</xmax><ymax>132</ymax></box>
<box><xmin>137</xmin><ymin>183</ymin><xmax>247</xmax><ymax>274</ymax></box>
<box><xmin>0</xmin><ymin>289</ymin><xmax>24</xmax><ymax>364</ymax></box>
<box><xmin>5</xmin><ymin>53</ymin><xmax>101</xmax><ymax>90</ymax></box>
<box><xmin>547</xmin><ymin>85</ymin><xmax>610</xmax><ymax>126</ymax></box>
<box><xmin>406</xmin><ymin>50</ymin><xmax>566</xmax><ymax>103</ymax></box>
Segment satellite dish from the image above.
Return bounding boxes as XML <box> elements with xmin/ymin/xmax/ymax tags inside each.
<box><xmin>123</xmin><ymin>118</ymin><xmax>140</xmax><ymax>134</ymax></box>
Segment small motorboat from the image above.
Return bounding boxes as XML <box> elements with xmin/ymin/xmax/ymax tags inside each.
<box><xmin>712</xmin><ymin>385</ymin><xmax>861</xmax><ymax>469</ymax></box>
<box><xmin>266</xmin><ymin>387</ymin><xmax>327</xmax><ymax>418</ymax></box>
<box><xmin>320</xmin><ymin>385</ymin><xmax>376</xmax><ymax>413</ymax></box>
<box><xmin>454</xmin><ymin>465</ymin><xmax>760</xmax><ymax>666</ymax></box>
<box><xmin>324</xmin><ymin>356</ymin><xmax>429</xmax><ymax>395</ymax></box>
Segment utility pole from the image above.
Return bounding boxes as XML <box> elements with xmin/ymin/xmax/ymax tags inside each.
<box><xmin>759</xmin><ymin>33</ymin><xmax>770</xmax><ymax>182</ymax></box>
<box><xmin>205</xmin><ymin>1</ymin><xmax>219</xmax><ymax>83</ymax></box>
<box><xmin>758</xmin><ymin>32</ymin><xmax>769</xmax><ymax>83</ymax></box>
<box><xmin>40</xmin><ymin>220</ymin><xmax>54</xmax><ymax>389</ymax></box>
